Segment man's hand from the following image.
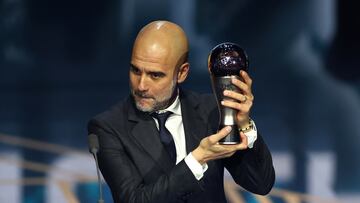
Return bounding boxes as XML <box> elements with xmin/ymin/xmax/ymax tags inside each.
<box><xmin>192</xmin><ymin>126</ymin><xmax>248</xmax><ymax>164</ymax></box>
<box><xmin>221</xmin><ymin>70</ymin><xmax>254</xmax><ymax>129</ymax></box>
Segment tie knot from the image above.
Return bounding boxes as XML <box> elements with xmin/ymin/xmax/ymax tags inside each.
<box><xmin>152</xmin><ymin>111</ymin><xmax>172</xmax><ymax>124</ymax></box>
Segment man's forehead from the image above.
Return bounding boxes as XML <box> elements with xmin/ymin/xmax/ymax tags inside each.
<box><xmin>130</xmin><ymin>21</ymin><xmax>188</xmax><ymax>72</ymax></box>
<box><xmin>130</xmin><ymin>60</ymin><xmax>170</xmax><ymax>73</ymax></box>
<box><xmin>131</xmin><ymin>42</ymin><xmax>176</xmax><ymax>70</ymax></box>
<box><xmin>134</xmin><ymin>41</ymin><xmax>171</xmax><ymax>59</ymax></box>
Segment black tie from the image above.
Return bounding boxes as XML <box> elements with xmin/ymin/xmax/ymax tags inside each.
<box><xmin>152</xmin><ymin>111</ymin><xmax>177</xmax><ymax>164</ymax></box>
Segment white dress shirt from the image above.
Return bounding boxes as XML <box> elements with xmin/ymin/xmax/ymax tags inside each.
<box><xmin>152</xmin><ymin>94</ymin><xmax>258</xmax><ymax>180</ymax></box>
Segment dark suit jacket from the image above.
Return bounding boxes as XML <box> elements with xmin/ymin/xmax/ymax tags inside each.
<box><xmin>88</xmin><ymin>89</ymin><xmax>275</xmax><ymax>203</ymax></box>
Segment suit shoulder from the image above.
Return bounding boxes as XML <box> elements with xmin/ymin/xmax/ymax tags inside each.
<box><xmin>90</xmin><ymin>99</ymin><xmax>128</xmax><ymax>125</ymax></box>
<box><xmin>181</xmin><ymin>89</ymin><xmax>216</xmax><ymax>105</ymax></box>
<box><xmin>181</xmin><ymin>89</ymin><xmax>217</xmax><ymax>114</ymax></box>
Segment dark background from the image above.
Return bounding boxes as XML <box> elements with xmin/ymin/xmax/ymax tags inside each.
<box><xmin>1</xmin><ymin>0</ymin><xmax>359</xmax><ymax>202</ymax></box>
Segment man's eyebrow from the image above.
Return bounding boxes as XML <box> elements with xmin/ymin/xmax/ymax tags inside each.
<box><xmin>149</xmin><ymin>70</ymin><xmax>166</xmax><ymax>75</ymax></box>
<box><xmin>130</xmin><ymin>64</ymin><xmax>139</xmax><ymax>69</ymax></box>
<box><xmin>130</xmin><ymin>64</ymin><xmax>166</xmax><ymax>75</ymax></box>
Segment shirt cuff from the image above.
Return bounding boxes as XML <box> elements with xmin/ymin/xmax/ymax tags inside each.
<box><xmin>184</xmin><ymin>153</ymin><xmax>208</xmax><ymax>180</ymax></box>
<box><xmin>244</xmin><ymin>120</ymin><xmax>258</xmax><ymax>148</ymax></box>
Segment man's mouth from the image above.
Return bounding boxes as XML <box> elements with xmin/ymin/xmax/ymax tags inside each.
<box><xmin>134</xmin><ymin>92</ymin><xmax>153</xmax><ymax>100</ymax></box>
<box><xmin>138</xmin><ymin>96</ymin><xmax>152</xmax><ymax>100</ymax></box>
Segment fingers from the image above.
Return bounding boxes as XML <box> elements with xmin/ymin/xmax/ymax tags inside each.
<box><xmin>209</xmin><ymin>132</ymin><xmax>248</xmax><ymax>158</ymax></box>
<box><xmin>236</xmin><ymin>132</ymin><xmax>248</xmax><ymax>150</ymax></box>
<box><xmin>229</xmin><ymin>77</ymin><xmax>253</xmax><ymax>100</ymax></box>
<box><xmin>240</xmin><ymin>70</ymin><xmax>252</xmax><ymax>88</ymax></box>
<box><xmin>231</xmin><ymin>78</ymin><xmax>249</xmax><ymax>94</ymax></box>
<box><xmin>195</xmin><ymin>130</ymin><xmax>249</xmax><ymax>164</ymax></box>
<box><xmin>221</xmin><ymin>71</ymin><xmax>254</xmax><ymax>113</ymax></box>
<box><xmin>208</xmin><ymin>128</ymin><xmax>248</xmax><ymax>150</ymax></box>
<box><xmin>222</xmin><ymin>71</ymin><xmax>254</xmax><ymax>104</ymax></box>
<box><xmin>221</xmin><ymin>99</ymin><xmax>252</xmax><ymax>112</ymax></box>
<box><xmin>230</xmin><ymin>70</ymin><xmax>252</xmax><ymax>93</ymax></box>
<box><xmin>208</xmin><ymin>126</ymin><xmax>232</xmax><ymax>144</ymax></box>
<box><xmin>223</xmin><ymin>90</ymin><xmax>248</xmax><ymax>102</ymax></box>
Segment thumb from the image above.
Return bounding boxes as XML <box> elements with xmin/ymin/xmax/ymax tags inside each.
<box><xmin>208</xmin><ymin>126</ymin><xmax>232</xmax><ymax>144</ymax></box>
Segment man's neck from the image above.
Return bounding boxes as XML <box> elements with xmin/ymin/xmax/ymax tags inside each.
<box><xmin>164</xmin><ymin>88</ymin><xmax>179</xmax><ymax>109</ymax></box>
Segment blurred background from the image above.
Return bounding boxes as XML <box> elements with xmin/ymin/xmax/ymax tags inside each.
<box><xmin>1</xmin><ymin>0</ymin><xmax>360</xmax><ymax>202</ymax></box>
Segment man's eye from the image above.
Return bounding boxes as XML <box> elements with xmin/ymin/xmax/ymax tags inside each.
<box><xmin>131</xmin><ymin>66</ymin><xmax>141</xmax><ymax>75</ymax></box>
<box><xmin>151</xmin><ymin>72</ymin><xmax>164</xmax><ymax>79</ymax></box>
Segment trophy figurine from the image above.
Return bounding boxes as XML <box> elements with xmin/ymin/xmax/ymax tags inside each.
<box><xmin>208</xmin><ymin>42</ymin><xmax>249</xmax><ymax>144</ymax></box>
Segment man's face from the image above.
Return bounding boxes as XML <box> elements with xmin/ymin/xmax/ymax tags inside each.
<box><xmin>129</xmin><ymin>49</ymin><xmax>179</xmax><ymax>112</ymax></box>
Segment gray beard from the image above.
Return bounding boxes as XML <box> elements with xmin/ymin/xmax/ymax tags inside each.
<box><xmin>133</xmin><ymin>82</ymin><xmax>177</xmax><ymax>113</ymax></box>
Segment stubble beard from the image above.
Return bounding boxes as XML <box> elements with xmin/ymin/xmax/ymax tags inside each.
<box><xmin>131</xmin><ymin>80</ymin><xmax>177</xmax><ymax>113</ymax></box>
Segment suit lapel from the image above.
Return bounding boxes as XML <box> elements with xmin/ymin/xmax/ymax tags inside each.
<box><xmin>127</xmin><ymin>98</ymin><xmax>174</xmax><ymax>172</ymax></box>
<box><xmin>126</xmin><ymin>91</ymin><xmax>213</xmax><ymax>173</ymax></box>
<box><xmin>180</xmin><ymin>91</ymin><xmax>210</xmax><ymax>154</ymax></box>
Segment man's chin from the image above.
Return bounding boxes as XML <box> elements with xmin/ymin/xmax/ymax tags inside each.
<box><xmin>134</xmin><ymin>96</ymin><xmax>171</xmax><ymax>113</ymax></box>
<box><xmin>135</xmin><ymin>101</ymin><xmax>155</xmax><ymax>112</ymax></box>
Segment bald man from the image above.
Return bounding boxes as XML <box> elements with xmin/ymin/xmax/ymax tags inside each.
<box><xmin>88</xmin><ymin>21</ymin><xmax>275</xmax><ymax>203</ymax></box>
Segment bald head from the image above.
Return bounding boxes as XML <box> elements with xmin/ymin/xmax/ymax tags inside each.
<box><xmin>131</xmin><ymin>21</ymin><xmax>189</xmax><ymax>71</ymax></box>
<box><xmin>129</xmin><ymin>21</ymin><xmax>190</xmax><ymax>112</ymax></box>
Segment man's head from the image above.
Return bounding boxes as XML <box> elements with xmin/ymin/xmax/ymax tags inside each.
<box><xmin>129</xmin><ymin>20</ymin><xmax>190</xmax><ymax>112</ymax></box>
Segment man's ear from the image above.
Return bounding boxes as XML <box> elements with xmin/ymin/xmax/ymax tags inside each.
<box><xmin>207</xmin><ymin>54</ymin><xmax>211</xmax><ymax>72</ymax></box>
<box><xmin>177</xmin><ymin>62</ymin><xmax>189</xmax><ymax>83</ymax></box>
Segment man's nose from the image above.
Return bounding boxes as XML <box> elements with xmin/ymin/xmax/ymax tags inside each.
<box><xmin>137</xmin><ymin>75</ymin><xmax>149</xmax><ymax>91</ymax></box>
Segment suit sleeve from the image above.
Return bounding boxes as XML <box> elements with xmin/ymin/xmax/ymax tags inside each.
<box><xmin>88</xmin><ymin>118</ymin><xmax>203</xmax><ymax>203</ymax></box>
<box><xmin>223</xmin><ymin>133</ymin><xmax>275</xmax><ymax>195</ymax></box>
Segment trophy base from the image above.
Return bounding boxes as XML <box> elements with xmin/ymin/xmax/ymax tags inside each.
<box><xmin>218</xmin><ymin>125</ymin><xmax>241</xmax><ymax>145</ymax></box>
